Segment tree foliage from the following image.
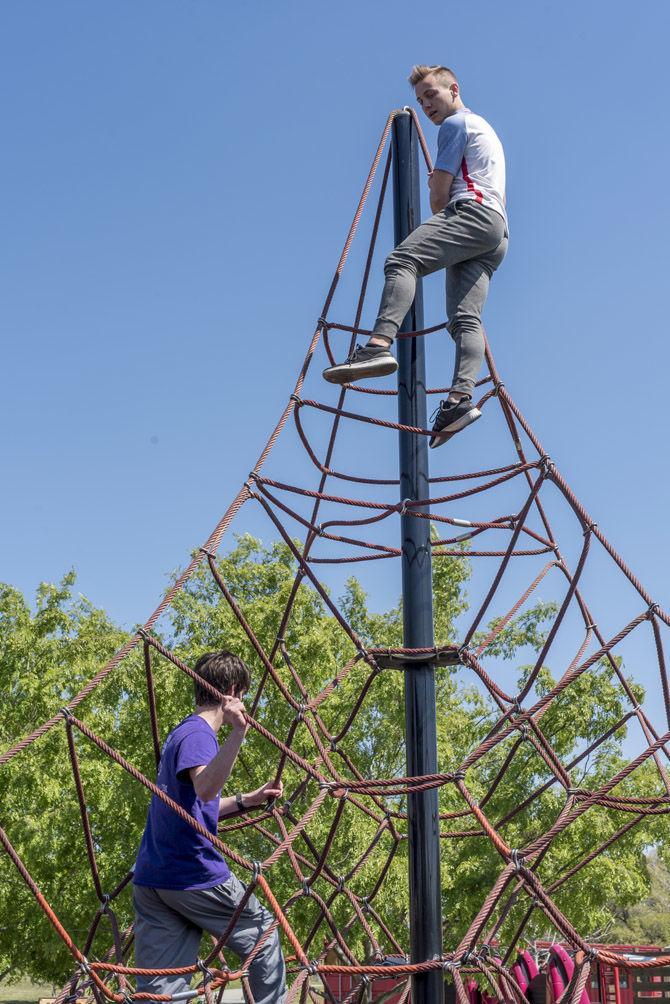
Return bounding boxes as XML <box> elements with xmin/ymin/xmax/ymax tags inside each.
<box><xmin>0</xmin><ymin>538</ymin><xmax>665</xmax><ymax>984</ymax></box>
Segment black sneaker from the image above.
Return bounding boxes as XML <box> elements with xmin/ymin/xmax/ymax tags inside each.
<box><xmin>429</xmin><ymin>397</ymin><xmax>481</xmax><ymax>448</ymax></box>
<box><xmin>322</xmin><ymin>343</ymin><xmax>398</xmax><ymax>385</ymax></box>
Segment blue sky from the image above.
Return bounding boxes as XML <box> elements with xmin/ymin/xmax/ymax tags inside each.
<box><xmin>2</xmin><ymin>0</ymin><xmax>670</xmax><ymax>737</ymax></box>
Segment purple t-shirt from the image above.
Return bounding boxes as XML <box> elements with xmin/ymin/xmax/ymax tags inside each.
<box><xmin>133</xmin><ymin>714</ymin><xmax>231</xmax><ymax>889</ymax></box>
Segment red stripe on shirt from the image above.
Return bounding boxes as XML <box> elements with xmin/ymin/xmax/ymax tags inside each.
<box><xmin>461</xmin><ymin>157</ymin><xmax>483</xmax><ymax>203</ymax></box>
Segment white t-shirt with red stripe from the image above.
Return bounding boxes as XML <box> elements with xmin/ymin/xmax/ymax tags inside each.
<box><xmin>434</xmin><ymin>107</ymin><xmax>506</xmax><ymax>223</ymax></box>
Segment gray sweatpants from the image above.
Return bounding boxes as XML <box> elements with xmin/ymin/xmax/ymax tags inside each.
<box><xmin>373</xmin><ymin>199</ymin><xmax>508</xmax><ymax>396</ymax></box>
<box><xmin>133</xmin><ymin>875</ymin><xmax>287</xmax><ymax>1004</ymax></box>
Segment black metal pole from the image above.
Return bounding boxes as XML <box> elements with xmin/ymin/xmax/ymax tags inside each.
<box><xmin>392</xmin><ymin>111</ymin><xmax>444</xmax><ymax>1003</ymax></box>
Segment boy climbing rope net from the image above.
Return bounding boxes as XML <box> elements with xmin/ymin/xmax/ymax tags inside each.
<box><xmin>323</xmin><ymin>64</ymin><xmax>508</xmax><ymax>448</ymax></box>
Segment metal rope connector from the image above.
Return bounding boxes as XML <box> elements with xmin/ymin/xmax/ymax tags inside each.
<box><xmin>302</xmin><ymin>880</ymin><xmax>312</xmax><ymax>897</ymax></box>
<box><xmin>398</xmin><ymin>497</ymin><xmax>413</xmax><ymax>516</ymax></box>
<box><xmin>457</xmin><ymin>644</ymin><xmax>470</xmax><ymax>665</ymax></box>
<box><xmin>196</xmin><ymin>959</ymin><xmax>215</xmax><ymax>982</ymax></box>
<box><xmin>539</xmin><ymin>454</ymin><xmax>555</xmax><ymax>477</ymax></box>
<box><xmin>251</xmin><ymin>860</ymin><xmax>263</xmax><ymax>881</ymax></box>
<box><xmin>317</xmin><ymin>317</ymin><xmax>329</xmax><ymax>330</ymax></box>
<box><xmin>59</xmin><ymin>706</ymin><xmax>74</xmax><ymax>724</ymax></box>
<box><xmin>290</xmin><ymin>393</ymin><xmax>302</xmax><ymax>405</ymax></box>
<box><xmin>337</xmin><ymin>875</ymin><xmax>346</xmax><ymax>893</ymax></box>
<box><xmin>509</xmin><ymin>849</ymin><xmax>525</xmax><ymax>871</ymax></box>
<box><xmin>647</xmin><ymin>602</ymin><xmax>661</xmax><ymax>619</ymax></box>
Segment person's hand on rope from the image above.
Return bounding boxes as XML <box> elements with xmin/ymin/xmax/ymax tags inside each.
<box><xmin>245</xmin><ymin>778</ymin><xmax>284</xmax><ymax>808</ymax></box>
<box><xmin>221</xmin><ymin>695</ymin><xmax>248</xmax><ymax>735</ymax></box>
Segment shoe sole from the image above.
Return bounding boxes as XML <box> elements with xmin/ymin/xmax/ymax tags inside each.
<box><xmin>429</xmin><ymin>407</ymin><xmax>481</xmax><ymax>449</ymax></box>
<box><xmin>322</xmin><ymin>357</ymin><xmax>399</xmax><ymax>385</ymax></box>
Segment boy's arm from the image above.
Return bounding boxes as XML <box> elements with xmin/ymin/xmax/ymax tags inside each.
<box><xmin>189</xmin><ymin>698</ymin><xmax>248</xmax><ymax>802</ymax></box>
<box><xmin>429</xmin><ymin>169</ymin><xmax>454</xmax><ymax>214</ymax></box>
<box><xmin>218</xmin><ymin>778</ymin><xmax>284</xmax><ymax>818</ymax></box>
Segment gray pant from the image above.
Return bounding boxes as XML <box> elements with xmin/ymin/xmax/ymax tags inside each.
<box><xmin>373</xmin><ymin>199</ymin><xmax>508</xmax><ymax>396</ymax></box>
<box><xmin>133</xmin><ymin>876</ymin><xmax>287</xmax><ymax>1004</ymax></box>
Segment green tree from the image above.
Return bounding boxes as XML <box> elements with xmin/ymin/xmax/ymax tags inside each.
<box><xmin>609</xmin><ymin>853</ymin><xmax>670</xmax><ymax>946</ymax></box>
<box><xmin>0</xmin><ymin>537</ymin><xmax>664</xmax><ymax>986</ymax></box>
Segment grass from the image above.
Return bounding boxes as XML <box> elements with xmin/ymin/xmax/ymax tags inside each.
<box><xmin>0</xmin><ymin>981</ymin><xmax>56</xmax><ymax>1004</ymax></box>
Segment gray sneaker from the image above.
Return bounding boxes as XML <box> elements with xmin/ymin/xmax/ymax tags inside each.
<box><xmin>323</xmin><ymin>343</ymin><xmax>398</xmax><ymax>385</ymax></box>
<box><xmin>429</xmin><ymin>397</ymin><xmax>481</xmax><ymax>448</ymax></box>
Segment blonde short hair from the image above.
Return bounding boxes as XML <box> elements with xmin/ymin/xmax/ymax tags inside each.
<box><xmin>408</xmin><ymin>64</ymin><xmax>458</xmax><ymax>88</ymax></box>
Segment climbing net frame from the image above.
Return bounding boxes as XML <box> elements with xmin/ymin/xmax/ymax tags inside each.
<box><xmin>2</xmin><ymin>107</ymin><xmax>670</xmax><ymax>1004</ymax></box>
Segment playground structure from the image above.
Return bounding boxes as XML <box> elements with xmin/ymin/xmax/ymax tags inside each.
<box><xmin>2</xmin><ymin>108</ymin><xmax>670</xmax><ymax>1004</ymax></box>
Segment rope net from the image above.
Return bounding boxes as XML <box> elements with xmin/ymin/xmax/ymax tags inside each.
<box><xmin>2</xmin><ymin>107</ymin><xmax>670</xmax><ymax>1004</ymax></box>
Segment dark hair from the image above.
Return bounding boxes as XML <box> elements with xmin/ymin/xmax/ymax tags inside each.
<box><xmin>192</xmin><ymin>651</ymin><xmax>251</xmax><ymax>706</ymax></box>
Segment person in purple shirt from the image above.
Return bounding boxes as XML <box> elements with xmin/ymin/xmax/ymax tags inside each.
<box><xmin>133</xmin><ymin>651</ymin><xmax>286</xmax><ymax>1004</ymax></box>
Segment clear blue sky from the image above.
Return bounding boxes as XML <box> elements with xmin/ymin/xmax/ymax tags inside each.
<box><xmin>2</xmin><ymin>1</ymin><xmax>670</xmax><ymax>738</ymax></box>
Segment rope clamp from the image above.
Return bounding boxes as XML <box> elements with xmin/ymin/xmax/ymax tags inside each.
<box><xmin>317</xmin><ymin>317</ymin><xmax>329</xmax><ymax>330</ymax></box>
<box><xmin>457</xmin><ymin>644</ymin><xmax>470</xmax><ymax>664</ymax></box>
<box><xmin>361</xmin><ymin>896</ymin><xmax>371</xmax><ymax>913</ymax></box>
<box><xmin>398</xmin><ymin>498</ymin><xmax>413</xmax><ymax>516</ymax></box>
<box><xmin>583</xmin><ymin>520</ymin><xmax>598</xmax><ymax>536</ymax></box>
<box><xmin>198</xmin><ymin>546</ymin><xmax>216</xmax><ymax>560</ymax></box>
<box><xmin>302</xmin><ymin>880</ymin><xmax>312</xmax><ymax>897</ymax></box>
<box><xmin>510</xmin><ymin>849</ymin><xmax>524</xmax><ymax>871</ymax></box>
<box><xmin>494</xmin><ymin>381</ymin><xmax>506</xmax><ymax>396</ymax></box>
<box><xmin>290</xmin><ymin>393</ymin><xmax>302</xmax><ymax>405</ymax></box>
<box><xmin>196</xmin><ymin>960</ymin><xmax>215</xmax><ymax>982</ymax></box>
<box><xmin>251</xmin><ymin>860</ymin><xmax>263</xmax><ymax>881</ymax></box>
<box><xmin>648</xmin><ymin>602</ymin><xmax>661</xmax><ymax>619</ymax></box>
<box><xmin>337</xmin><ymin>875</ymin><xmax>346</xmax><ymax>893</ymax></box>
<box><xmin>59</xmin><ymin>706</ymin><xmax>74</xmax><ymax>724</ymax></box>
<box><xmin>539</xmin><ymin>454</ymin><xmax>555</xmax><ymax>477</ymax></box>
<box><xmin>306</xmin><ymin>961</ymin><xmax>319</xmax><ymax>976</ymax></box>
<box><xmin>452</xmin><ymin>769</ymin><xmax>466</xmax><ymax>782</ymax></box>
<box><xmin>78</xmin><ymin>956</ymin><xmax>91</xmax><ymax>977</ymax></box>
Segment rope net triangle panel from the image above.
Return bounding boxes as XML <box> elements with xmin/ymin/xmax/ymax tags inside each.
<box><xmin>2</xmin><ymin>107</ymin><xmax>670</xmax><ymax>1004</ymax></box>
